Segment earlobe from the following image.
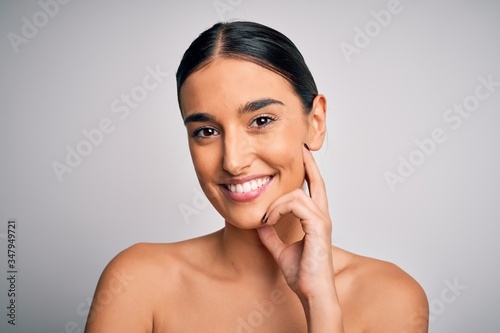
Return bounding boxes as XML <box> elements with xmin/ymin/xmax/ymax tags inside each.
<box><xmin>306</xmin><ymin>94</ymin><xmax>327</xmax><ymax>151</ymax></box>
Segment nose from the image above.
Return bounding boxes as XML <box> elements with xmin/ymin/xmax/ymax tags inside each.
<box><xmin>222</xmin><ymin>131</ymin><xmax>253</xmax><ymax>175</ymax></box>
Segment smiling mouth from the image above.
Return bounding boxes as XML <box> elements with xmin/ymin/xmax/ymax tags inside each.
<box><xmin>224</xmin><ymin>176</ymin><xmax>272</xmax><ymax>193</ymax></box>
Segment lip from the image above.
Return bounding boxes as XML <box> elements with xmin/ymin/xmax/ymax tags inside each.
<box><xmin>220</xmin><ymin>174</ymin><xmax>272</xmax><ymax>185</ymax></box>
<box><xmin>220</xmin><ymin>175</ymin><xmax>274</xmax><ymax>202</ymax></box>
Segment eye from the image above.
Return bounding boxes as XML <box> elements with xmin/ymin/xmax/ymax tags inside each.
<box><xmin>249</xmin><ymin>115</ymin><xmax>277</xmax><ymax>129</ymax></box>
<box><xmin>193</xmin><ymin>127</ymin><xmax>219</xmax><ymax>139</ymax></box>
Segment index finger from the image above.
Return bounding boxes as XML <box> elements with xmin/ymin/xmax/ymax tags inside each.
<box><xmin>303</xmin><ymin>145</ymin><xmax>329</xmax><ymax>213</ymax></box>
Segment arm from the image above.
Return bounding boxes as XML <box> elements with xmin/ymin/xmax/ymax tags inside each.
<box><xmin>259</xmin><ymin>145</ymin><xmax>429</xmax><ymax>332</ymax></box>
<box><xmin>257</xmin><ymin>145</ymin><xmax>344</xmax><ymax>332</ymax></box>
<box><xmin>300</xmin><ymin>292</ymin><xmax>345</xmax><ymax>333</ymax></box>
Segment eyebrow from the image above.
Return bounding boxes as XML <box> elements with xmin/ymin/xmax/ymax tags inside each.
<box><xmin>183</xmin><ymin>112</ymin><xmax>215</xmax><ymax>125</ymax></box>
<box><xmin>183</xmin><ymin>98</ymin><xmax>284</xmax><ymax>125</ymax></box>
<box><xmin>238</xmin><ymin>98</ymin><xmax>284</xmax><ymax>115</ymax></box>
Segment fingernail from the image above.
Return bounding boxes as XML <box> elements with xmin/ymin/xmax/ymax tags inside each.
<box><xmin>304</xmin><ymin>143</ymin><xmax>310</xmax><ymax>151</ymax></box>
<box><xmin>261</xmin><ymin>213</ymin><xmax>268</xmax><ymax>223</ymax></box>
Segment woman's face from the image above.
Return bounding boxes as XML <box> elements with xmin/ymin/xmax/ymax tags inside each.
<box><xmin>179</xmin><ymin>58</ymin><xmax>325</xmax><ymax>229</ymax></box>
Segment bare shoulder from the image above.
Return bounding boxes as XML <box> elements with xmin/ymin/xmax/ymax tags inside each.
<box><xmin>334</xmin><ymin>247</ymin><xmax>429</xmax><ymax>333</ymax></box>
<box><xmin>85</xmin><ymin>234</ymin><xmax>218</xmax><ymax>333</ymax></box>
<box><xmin>84</xmin><ymin>243</ymin><xmax>169</xmax><ymax>332</ymax></box>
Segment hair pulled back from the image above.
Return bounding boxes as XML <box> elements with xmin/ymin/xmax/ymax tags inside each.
<box><xmin>176</xmin><ymin>21</ymin><xmax>318</xmax><ymax>113</ymax></box>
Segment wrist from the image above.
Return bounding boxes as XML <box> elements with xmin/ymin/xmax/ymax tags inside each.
<box><xmin>300</xmin><ymin>289</ymin><xmax>341</xmax><ymax>311</ymax></box>
<box><xmin>301</xmin><ymin>293</ymin><xmax>344</xmax><ymax>333</ymax></box>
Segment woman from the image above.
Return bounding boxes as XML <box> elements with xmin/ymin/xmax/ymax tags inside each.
<box><xmin>85</xmin><ymin>21</ymin><xmax>428</xmax><ymax>332</ymax></box>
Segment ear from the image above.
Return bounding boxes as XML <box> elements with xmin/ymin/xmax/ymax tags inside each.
<box><xmin>306</xmin><ymin>94</ymin><xmax>327</xmax><ymax>151</ymax></box>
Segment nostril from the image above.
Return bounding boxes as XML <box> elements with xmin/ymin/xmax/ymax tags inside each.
<box><xmin>222</xmin><ymin>136</ymin><xmax>255</xmax><ymax>175</ymax></box>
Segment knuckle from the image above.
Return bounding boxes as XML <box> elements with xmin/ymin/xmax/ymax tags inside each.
<box><xmin>293</xmin><ymin>188</ymin><xmax>308</xmax><ymax>200</ymax></box>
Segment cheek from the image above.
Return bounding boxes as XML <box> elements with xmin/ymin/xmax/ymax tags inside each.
<box><xmin>260</xmin><ymin>133</ymin><xmax>305</xmax><ymax>181</ymax></box>
<box><xmin>190</xmin><ymin>147</ymin><xmax>222</xmax><ymax>203</ymax></box>
<box><xmin>190</xmin><ymin>146</ymin><xmax>216</xmax><ymax>182</ymax></box>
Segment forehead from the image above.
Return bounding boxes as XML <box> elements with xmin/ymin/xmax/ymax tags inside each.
<box><xmin>179</xmin><ymin>58</ymin><xmax>297</xmax><ymax>115</ymax></box>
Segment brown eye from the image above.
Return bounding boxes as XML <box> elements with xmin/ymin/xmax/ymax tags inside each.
<box><xmin>250</xmin><ymin>116</ymin><xmax>276</xmax><ymax>128</ymax></box>
<box><xmin>193</xmin><ymin>127</ymin><xmax>219</xmax><ymax>138</ymax></box>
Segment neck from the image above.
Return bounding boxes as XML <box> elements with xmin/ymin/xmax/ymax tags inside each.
<box><xmin>216</xmin><ymin>213</ymin><xmax>305</xmax><ymax>283</ymax></box>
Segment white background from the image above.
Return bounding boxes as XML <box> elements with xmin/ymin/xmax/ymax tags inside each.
<box><xmin>1</xmin><ymin>0</ymin><xmax>499</xmax><ymax>332</ymax></box>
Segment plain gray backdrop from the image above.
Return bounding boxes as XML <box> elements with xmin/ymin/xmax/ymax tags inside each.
<box><xmin>1</xmin><ymin>0</ymin><xmax>499</xmax><ymax>332</ymax></box>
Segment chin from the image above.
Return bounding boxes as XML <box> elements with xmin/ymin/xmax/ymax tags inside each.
<box><xmin>223</xmin><ymin>212</ymin><xmax>265</xmax><ymax>230</ymax></box>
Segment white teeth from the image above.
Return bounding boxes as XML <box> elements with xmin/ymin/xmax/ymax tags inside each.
<box><xmin>227</xmin><ymin>177</ymin><xmax>270</xmax><ymax>193</ymax></box>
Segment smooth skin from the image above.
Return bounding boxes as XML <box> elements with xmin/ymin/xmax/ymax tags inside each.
<box><xmin>85</xmin><ymin>58</ymin><xmax>429</xmax><ymax>333</ymax></box>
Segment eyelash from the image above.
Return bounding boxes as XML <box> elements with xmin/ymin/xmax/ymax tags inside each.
<box><xmin>249</xmin><ymin>114</ymin><xmax>277</xmax><ymax>129</ymax></box>
<box><xmin>192</xmin><ymin>127</ymin><xmax>219</xmax><ymax>139</ymax></box>
<box><xmin>191</xmin><ymin>114</ymin><xmax>278</xmax><ymax>139</ymax></box>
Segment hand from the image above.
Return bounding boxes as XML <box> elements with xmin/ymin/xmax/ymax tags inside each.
<box><xmin>257</xmin><ymin>145</ymin><xmax>336</xmax><ymax>302</ymax></box>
